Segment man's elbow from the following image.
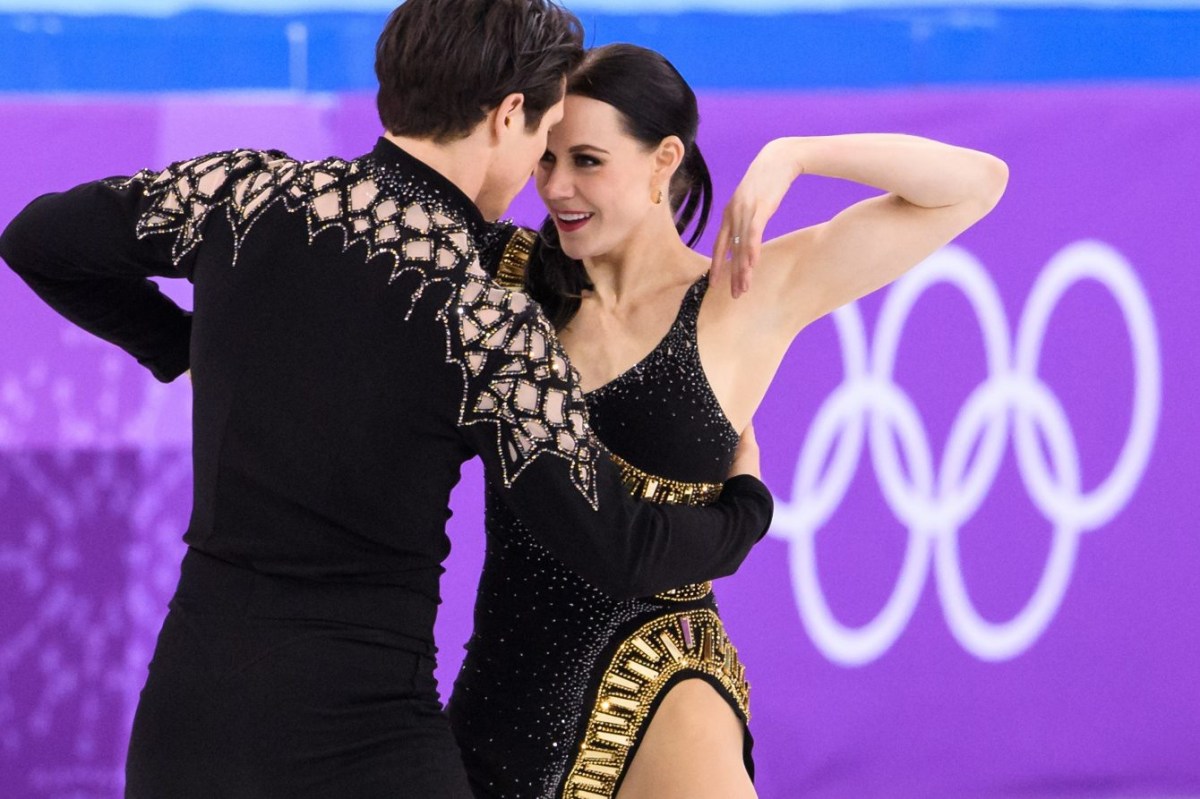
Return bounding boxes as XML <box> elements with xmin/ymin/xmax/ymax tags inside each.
<box><xmin>0</xmin><ymin>193</ymin><xmax>55</xmax><ymax>273</ymax></box>
<box><xmin>0</xmin><ymin>213</ymin><xmax>25</xmax><ymax>269</ymax></box>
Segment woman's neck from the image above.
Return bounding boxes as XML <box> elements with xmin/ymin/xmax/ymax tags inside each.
<box><xmin>581</xmin><ymin>212</ymin><xmax>703</xmax><ymax>312</ymax></box>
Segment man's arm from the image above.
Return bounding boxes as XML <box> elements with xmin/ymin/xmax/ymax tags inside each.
<box><xmin>0</xmin><ymin>151</ymin><xmax>274</xmax><ymax>382</ymax></box>
<box><xmin>0</xmin><ymin>179</ymin><xmax>194</xmax><ymax>381</ymax></box>
<box><xmin>456</xmin><ymin>289</ymin><xmax>772</xmax><ymax>601</ymax></box>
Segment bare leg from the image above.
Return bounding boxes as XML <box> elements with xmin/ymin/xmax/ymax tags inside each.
<box><xmin>615</xmin><ymin>679</ymin><xmax>756</xmax><ymax>799</ymax></box>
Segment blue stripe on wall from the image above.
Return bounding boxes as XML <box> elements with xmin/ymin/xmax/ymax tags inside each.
<box><xmin>1</xmin><ymin>8</ymin><xmax>1198</xmax><ymax>92</ymax></box>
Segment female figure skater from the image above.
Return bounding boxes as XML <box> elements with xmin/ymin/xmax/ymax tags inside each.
<box><xmin>450</xmin><ymin>44</ymin><xmax>1007</xmax><ymax>799</ymax></box>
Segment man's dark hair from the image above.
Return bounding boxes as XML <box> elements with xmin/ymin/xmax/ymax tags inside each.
<box><xmin>376</xmin><ymin>0</ymin><xmax>585</xmax><ymax>142</ymax></box>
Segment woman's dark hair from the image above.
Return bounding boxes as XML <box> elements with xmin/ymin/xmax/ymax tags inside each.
<box><xmin>375</xmin><ymin>0</ymin><xmax>585</xmax><ymax>142</ymax></box>
<box><xmin>528</xmin><ymin>43</ymin><xmax>713</xmax><ymax>329</ymax></box>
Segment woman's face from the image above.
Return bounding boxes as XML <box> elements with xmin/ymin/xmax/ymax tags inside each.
<box><xmin>536</xmin><ymin>95</ymin><xmax>660</xmax><ymax>261</ymax></box>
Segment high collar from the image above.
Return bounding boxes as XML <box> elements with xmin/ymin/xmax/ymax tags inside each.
<box><xmin>369</xmin><ymin>137</ymin><xmax>487</xmax><ymax>236</ymax></box>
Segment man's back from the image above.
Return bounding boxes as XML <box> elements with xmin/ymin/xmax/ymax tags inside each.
<box><xmin>178</xmin><ymin>144</ymin><xmax>476</xmax><ymax>611</ymax></box>
<box><xmin>0</xmin><ymin>136</ymin><xmax>773</xmax><ymax>797</ymax></box>
<box><xmin>0</xmin><ymin>138</ymin><xmax>506</xmax><ymax>796</ymax></box>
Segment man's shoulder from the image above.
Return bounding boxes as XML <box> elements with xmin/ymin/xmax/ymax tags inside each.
<box><xmin>119</xmin><ymin>145</ymin><xmax>489</xmax><ymax>273</ymax></box>
<box><xmin>110</xmin><ymin>148</ymin><xmax>295</xmax><ymax>191</ymax></box>
<box><xmin>111</xmin><ymin>149</ymin><xmax>374</xmax><ymax>201</ymax></box>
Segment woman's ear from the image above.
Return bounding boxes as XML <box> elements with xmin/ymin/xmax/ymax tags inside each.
<box><xmin>653</xmin><ymin>135</ymin><xmax>686</xmax><ymax>189</ymax></box>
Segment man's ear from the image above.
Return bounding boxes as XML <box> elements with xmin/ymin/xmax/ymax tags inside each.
<box><xmin>490</xmin><ymin>93</ymin><xmax>528</xmax><ymax>142</ymax></box>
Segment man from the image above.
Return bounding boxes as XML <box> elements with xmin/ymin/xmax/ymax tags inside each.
<box><xmin>0</xmin><ymin>1</ymin><xmax>771</xmax><ymax>796</ymax></box>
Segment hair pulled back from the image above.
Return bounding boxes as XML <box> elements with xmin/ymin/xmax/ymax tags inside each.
<box><xmin>528</xmin><ymin>43</ymin><xmax>713</xmax><ymax>329</ymax></box>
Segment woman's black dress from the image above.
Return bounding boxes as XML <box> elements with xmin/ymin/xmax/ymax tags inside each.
<box><xmin>449</xmin><ymin>277</ymin><xmax>752</xmax><ymax>799</ymax></box>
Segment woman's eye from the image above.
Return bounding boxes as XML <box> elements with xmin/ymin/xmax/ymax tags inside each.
<box><xmin>539</xmin><ymin>152</ymin><xmax>555</xmax><ymax>165</ymax></box>
<box><xmin>574</xmin><ymin>155</ymin><xmax>601</xmax><ymax>168</ymax></box>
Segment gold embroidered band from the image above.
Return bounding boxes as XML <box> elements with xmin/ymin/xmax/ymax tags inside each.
<box><xmin>559</xmin><ymin>610</ymin><xmax>751</xmax><ymax>799</ymax></box>
<box><xmin>608</xmin><ymin>452</ymin><xmax>721</xmax><ymax>602</ymax></box>
<box><xmin>495</xmin><ymin>227</ymin><xmax>537</xmax><ymax>290</ymax></box>
<box><xmin>608</xmin><ymin>451</ymin><xmax>723</xmax><ymax>507</ymax></box>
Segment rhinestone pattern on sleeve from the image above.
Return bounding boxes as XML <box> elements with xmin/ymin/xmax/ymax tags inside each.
<box><xmin>115</xmin><ymin>149</ymin><xmax>600</xmax><ymax>505</ymax></box>
<box><xmin>448</xmin><ymin>270</ymin><xmax>753</xmax><ymax>799</ymax></box>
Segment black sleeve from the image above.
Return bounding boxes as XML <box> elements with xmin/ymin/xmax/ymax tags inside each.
<box><xmin>457</xmin><ymin>295</ymin><xmax>772</xmax><ymax>601</ymax></box>
<box><xmin>0</xmin><ymin>150</ymin><xmax>276</xmax><ymax>383</ymax></box>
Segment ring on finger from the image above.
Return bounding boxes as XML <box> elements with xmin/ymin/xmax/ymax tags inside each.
<box><xmin>732</xmin><ymin>235</ymin><xmax>742</xmax><ymax>245</ymax></box>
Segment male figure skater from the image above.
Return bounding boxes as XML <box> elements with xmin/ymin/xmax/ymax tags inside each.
<box><xmin>0</xmin><ymin>1</ymin><xmax>771</xmax><ymax>796</ymax></box>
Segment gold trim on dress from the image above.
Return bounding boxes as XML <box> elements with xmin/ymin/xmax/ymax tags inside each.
<box><xmin>556</xmin><ymin>457</ymin><xmax>748</xmax><ymax>798</ymax></box>
<box><xmin>608</xmin><ymin>451</ymin><xmax>719</xmax><ymax>602</ymax></box>
<box><xmin>559</xmin><ymin>610</ymin><xmax>750</xmax><ymax>799</ymax></box>
<box><xmin>495</xmin><ymin>227</ymin><xmax>537</xmax><ymax>290</ymax></box>
<box><xmin>608</xmin><ymin>451</ymin><xmax>722</xmax><ymax>507</ymax></box>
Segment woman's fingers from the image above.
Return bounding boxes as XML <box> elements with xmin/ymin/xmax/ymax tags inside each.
<box><xmin>745</xmin><ymin>215</ymin><xmax>769</xmax><ymax>293</ymax></box>
<box><xmin>710</xmin><ymin>224</ymin><xmax>732</xmax><ymax>288</ymax></box>
<box><xmin>723</xmin><ymin>203</ymin><xmax>749</xmax><ymax>297</ymax></box>
<box><xmin>714</xmin><ymin>194</ymin><xmax>773</xmax><ymax>298</ymax></box>
<box><xmin>712</xmin><ymin>203</ymin><xmax>743</xmax><ymax>295</ymax></box>
<box><xmin>729</xmin><ymin>212</ymin><xmax>765</xmax><ymax>297</ymax></box>
<box><xmin>729</xmin><ymin>421</ymin><xmax>761</xmax><ymax>478</ymax></box>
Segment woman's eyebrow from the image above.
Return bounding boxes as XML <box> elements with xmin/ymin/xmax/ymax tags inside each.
<box><xmin>568</xmin><ymin>144</ymin><xmax>611</xmax><ymax>155</ymax></box>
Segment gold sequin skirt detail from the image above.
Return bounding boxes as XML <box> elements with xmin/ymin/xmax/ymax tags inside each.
<box><xmin>559</xmin><ymin>609</ymin><xmax>750</xmax><ymax>799</ymax></box>
<box><xmin>555</xmin><ymin>456</ymin><xmax>748</xmax><ymax>798</ymax></box>
<box><xmin>448</xmin><ymin>465</ymin><xmax>751</xmax><ymax>796</ymax></box>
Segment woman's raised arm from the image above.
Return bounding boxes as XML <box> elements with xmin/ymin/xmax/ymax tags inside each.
<box><xmin>701</xmin><ymin>133</ymin><xmax>1008</xmax><ymax>429</ymax></box>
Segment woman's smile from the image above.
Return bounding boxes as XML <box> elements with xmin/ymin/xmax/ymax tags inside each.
<box><xmin>554</xmin><ymin>211</ymin><xmax>595</xmax><ymax>233</ymax></box>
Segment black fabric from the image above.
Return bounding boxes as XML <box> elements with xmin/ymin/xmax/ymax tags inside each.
<box><xmin>449</xmin><ymin>278</ymin><xmax>755</xmax><ymax>798</ymax></box>
<box><xmin>0</xmin><ymin>140</ymin><xmax>772</xmax><ymax>792</ymax></box>
<box><xmin>584</xmin><ymin>276</ymin><xmax>740</xmax><ymax>481</ymax></box>
<box><xmin>126</xmin><ymin>548</ymin><xmax>473</xmax><ymax>799</ymax></box>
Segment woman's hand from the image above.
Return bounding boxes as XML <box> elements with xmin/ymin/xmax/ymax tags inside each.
<box><xmin>698</xmin><ymin>134</ymin><xmax>1007</xmax><ymax>438</ymax></box>
<box><xmin>710</xmin><ymin>140</ymin><xmax>800</xmax><ymax>299</ymax></box>
<box><xmin>728</xmin><ymin>422</ymin><xmax>761</xmax><ymax>480</ymax></box>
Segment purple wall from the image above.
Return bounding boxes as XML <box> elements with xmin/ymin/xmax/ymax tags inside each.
<box><xmin>1</xmin><ymin>85</ymin><xmax>1196</xmax><ymax>798</ymax></box>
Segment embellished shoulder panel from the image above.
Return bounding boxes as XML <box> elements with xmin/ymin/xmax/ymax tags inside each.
<box><xmin>449</xmin><ymin>256</ymin><xmax>602</xmax><ymax>508</ymax></box>
<box><xmin>117</xmin><ymin>149</ymin><xmax>600</xmax><ymax>506</ymax></box>
<box><xmin>107</xmin><ymin>149</ymin><xmax>288</xmax><ymax>265</ymax></box>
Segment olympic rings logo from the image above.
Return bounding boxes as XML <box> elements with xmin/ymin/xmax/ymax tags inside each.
<box><xmin>768</xmin><ymin>241</ymin><xmax>1161</xmax><ymax>665</ymax></box>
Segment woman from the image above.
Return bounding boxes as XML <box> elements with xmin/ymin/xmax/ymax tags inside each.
<box><xmin>449</xmin><ymin>44</ymin><xmax>1008</xmax><ymax>798</ymax></box>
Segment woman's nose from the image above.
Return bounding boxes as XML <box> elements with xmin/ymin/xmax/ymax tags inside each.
<box><xmin>540</xmin><ymin>166</ymin><xmax>574</xmax><ymax>200</ymax></box>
